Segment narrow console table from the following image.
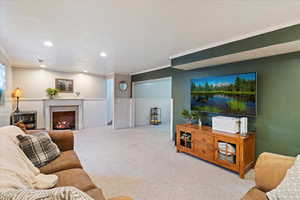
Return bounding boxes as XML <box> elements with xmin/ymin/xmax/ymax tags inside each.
<box><xmin>176</xmin><ymin>124</ymin><xmax>256</xmax><ymax>178</ymax></box>
<box><xmin>11</xmin><ymin>111</ymin><xmax>37</xmax><ymax>130</ymax></box>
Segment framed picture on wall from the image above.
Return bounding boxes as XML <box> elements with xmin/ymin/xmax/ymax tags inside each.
<box><xmin>55</xmin><ymin>78</ymin><xmax>74</xmax><ymax>93</ymax></box>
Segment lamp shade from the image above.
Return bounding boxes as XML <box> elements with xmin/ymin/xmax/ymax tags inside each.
<box><xmin>14</xmin><ymin>88</ymin><xmax>22</xmax><ymax>98</ymax></box>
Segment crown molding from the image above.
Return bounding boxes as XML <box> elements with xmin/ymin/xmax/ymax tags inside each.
<box><xmin>173</xmin><ymin>39</ymin><xmax>300</xmax><ymax>71</ymax></box>
<box><xmin>105</xmin><ymin>72</ymin><xmax>115</xmax><ymax>79</ymax></box>
<box><xmin>11</xmin><ymin>65</ymin><xmax>106</xmax><ymax>78</ymax></box>
<box><xmin>132</xmin><ymin>76</ymin><xmax>171</xmax><ymax>84</ymax></box>
<box><xmin>130</xmin><ymin>64</ymin><xmax>171</xmax><ymax>75</ymax></box>
<box><xmin>170</xmin><ymin>19</ymin><xmax>300</xmax><ymax>59</ymax></box>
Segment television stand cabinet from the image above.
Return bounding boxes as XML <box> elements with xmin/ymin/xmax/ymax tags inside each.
<box><xmin>176</xmin><ymin>124</ymin><xmax>256</xmax><ymax>178</ymax></box>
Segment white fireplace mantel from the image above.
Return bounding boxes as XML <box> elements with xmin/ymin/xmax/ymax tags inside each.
<box><xmin>44</xmin><ymin>99</ymin><xmax>83</xmax><ymax>130</ymax></box>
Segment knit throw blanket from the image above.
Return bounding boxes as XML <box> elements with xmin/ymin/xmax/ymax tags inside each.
<box><xmin>267</xmin><ymin>155</ymin><xmax>300</xmax><ymax>200</ymax></box>
<box><xmin>0</xmin><ymin>126</ymin><xmax>94</xmax><ymax>200</ymax></box>
<box><xmin>0</xmin><ymin>186</ymin><xmax>93</xmax><ymax>200</ymax></box>
<box><xmin>0</xmin><ymin>126</ymin><xmax>40</xmax><ymax>189</ymax></box>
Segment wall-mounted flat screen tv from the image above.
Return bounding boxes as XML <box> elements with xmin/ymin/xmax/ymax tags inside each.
<box><xmin>0</xmin><ymin>64</ymin><xmax>5</xmax><ymax>105</ymax></box>
<box><xmin>191</xmin><ymin>72</ymin><xmax>256</xmax><ymax>116</ymax></box>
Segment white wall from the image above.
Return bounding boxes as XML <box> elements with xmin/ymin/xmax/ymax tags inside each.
<box><xmin>0</xmin><ymin>49</ymin><xmax>12</xmax><ymax>126</ymax></box>
<box><xmin>83</xmin><ymin>99</ymin><xmax>107</xmax><ymax>128</ymax></box>
<box><xmin>13</xmin><ymin>68</ymin><xmax>106</xmax><ymax>99</ymax></box>
<box><xmin>135</xmin><ymin>98</ymin><xmax>171</xmax><ymax>126</ymax></box>
<box><xmin>113</xmin><ymin>73</ymin><xmax>133</xmax><ymax>129</ymax></box>
<box><xmin>113</xmin><ymin>98</ymin><xmax>134</xmax><ymax>129</ymax></box>
<box><xmin>133</xmin><ymin>78</ymin><xmax>171</xmax><ymax>98</ymax></box>
<box><xmin>133</xmin><ymin>77</ymin><xmax>172</xmax><ymax>127</ymax></box>
<box><xmin>11</xmin><ymin>68</ymin><xmax>107</xmax><ymax>129</ymax></box>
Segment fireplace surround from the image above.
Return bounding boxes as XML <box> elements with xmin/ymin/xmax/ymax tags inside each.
<box><xmin>44</xmin><ymin>99</ymin><xmax>83</xmax><ymax>130</ymax></box>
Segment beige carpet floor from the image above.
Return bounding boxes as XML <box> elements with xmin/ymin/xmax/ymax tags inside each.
<box><xmin>75</xmin><ymin>126</ymin><xmax>254</xmax><ymax>200</ymax></box>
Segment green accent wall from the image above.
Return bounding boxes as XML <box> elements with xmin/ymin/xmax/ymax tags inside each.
<box><xmin>172</xmin><ymin>24</ymin><xmax>300</xmax><ymax>66</ymax></box>
<box><xmin>173</xmin><ymin>52</ymin><xmax>300</xmax><ymax>157</ymax></box>
<box><xmin>132</xmin><ymin>24</ymin><xmax>300</xmax><ymax>157</ymax></box>
<box><xmin>132</xmin><ymin>53</ymin><xmax>300</xmax><ymax>157</ymax></box>
<box><xmin>131</xmin><ymin>67</ymin><xmax>172</xmax><ymax>82</ymax></box>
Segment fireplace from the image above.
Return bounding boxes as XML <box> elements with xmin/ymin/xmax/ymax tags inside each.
<box><xmin>50</xmin><ymin>105</ymin><xmax>79</xmax><ymax>130</ymax></box>
<box><xmin>52</xmin><ymin>111</ymin><xmax>76</xmax><ymax>130</ymax></box>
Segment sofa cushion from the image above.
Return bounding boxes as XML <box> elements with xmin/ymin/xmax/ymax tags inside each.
<box><xmin>85</xmin><ymin>188</ymin><xmax>106</xmax><ymax>200</ymax></box>
<box><xmin>241</xmin><ymin>187</ymin><xmax>268</xmax><ymax>200</ymax></box>
<box><xmin>26</xmin><ymin>130</ymin><xmax>74</xmax><ymax>152</ymax></box>
<box><xmin>48</xmin><ymin>131</ymin><xmax>74</xmax><ymax>151</ymax></box>
<box><xmin>54</xmin><ymin>168</ymin><xmax>96</xmax><ymax>192</ymax></box>
<box><xmin>17</xmin><ymin>132</ymin><xmax>60</xmax><ymax>168</ymax></box>
<box><xmin>40</xmin><ymin>150</ymin><xmax>82</xmax><ymax>174</ymax></box>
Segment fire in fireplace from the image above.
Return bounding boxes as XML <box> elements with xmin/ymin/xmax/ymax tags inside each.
<box><xmin>52</xmin><ymin>111</ymin><xmax>76</xmax><ymax>130</ymax></box>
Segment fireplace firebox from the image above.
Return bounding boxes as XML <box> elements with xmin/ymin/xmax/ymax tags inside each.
<box><xmin>52</xmin><ymin>111</ymin><xmax>76</xmax><ymax>130</ymax></box>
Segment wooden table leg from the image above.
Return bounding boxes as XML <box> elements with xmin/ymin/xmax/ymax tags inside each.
<box><xmin>239</xmin><ymin>168</ymin><xmax>245</xmax><ymax>179</ymax></box>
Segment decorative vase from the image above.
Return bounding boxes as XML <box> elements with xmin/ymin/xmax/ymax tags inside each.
<box><xmin>198</xmin><ymin>119</ymin><xmax>202</xmax><ymax>126</ymax></box>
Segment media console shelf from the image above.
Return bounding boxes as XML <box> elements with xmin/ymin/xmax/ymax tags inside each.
<box><xmin>176</xmin><ymin>124</ymin><xmax>256</xmax><ymax>178</ymax></box>
<box><xmin>11</xmin><ymin>111</ymin><xmax>37</xmax><ymax>130</ymax></box>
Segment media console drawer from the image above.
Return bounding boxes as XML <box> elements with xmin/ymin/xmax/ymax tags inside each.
<box><xmin>176</xmin><ymin>124</ymin><xmax>256</xmax><ymax>178</ymax></box>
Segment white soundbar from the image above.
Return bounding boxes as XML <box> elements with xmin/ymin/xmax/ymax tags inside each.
<box><xmin>212</xmin><ymin>116</ymin><xmax>240</xmax><ymax>134</ymax></box>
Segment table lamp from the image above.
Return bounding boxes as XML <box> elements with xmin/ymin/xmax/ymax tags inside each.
<box><xmin>14</xmin><ymin>88</ymin><xmax>22</xmax><ymax>113</ymax></box>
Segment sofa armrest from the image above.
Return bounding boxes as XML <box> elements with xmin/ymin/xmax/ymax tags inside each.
<box><xmin>255</xmin><ymin>152</ymin><xmax>296</xmax><ymax>192</ymax></box>
<box><xmin>26</xmin><ymin>129</ymin><xmax>46</xmax><ymax>134</ymax></box>
<box><xmin>241</xmin><ymin>187</ymin><xmax>268</xmax><ymax>200</ymax></box>
<box><xmin>26</xmin><ymin>130</ymin><xmax>74</xmax><ymax>151</ymax></box>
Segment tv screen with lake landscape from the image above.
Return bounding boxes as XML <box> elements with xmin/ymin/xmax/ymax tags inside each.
<box><xmin>191</xmin><ymin>72</ymin><xmax>256</xmax><ymax>116</ymax></box>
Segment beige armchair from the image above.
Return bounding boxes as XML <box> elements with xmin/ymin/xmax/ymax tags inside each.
<box><xmin>242</xmin><ymin>152</ymin><xmax>296</xmax><ymax>200</ymax></box>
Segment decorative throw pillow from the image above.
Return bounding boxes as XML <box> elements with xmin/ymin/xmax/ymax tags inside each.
<box><xmin>267</xmin><ymin>155</ymin><xmax>300</xmax><ymax>200</ymax></box>
<box><xmin>17</xmin><ymin>132</ymin><xmax>61</xmax><ymax>168</ymax></box>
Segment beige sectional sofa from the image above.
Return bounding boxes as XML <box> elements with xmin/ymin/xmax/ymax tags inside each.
<box><xmin>28</xmin><ymin>130</ymin><xmax>132</xmax><ymax>200</ymax></box>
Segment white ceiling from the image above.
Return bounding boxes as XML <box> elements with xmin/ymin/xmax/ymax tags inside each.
<box><xmin>1</xmin><ymin>0</ymin><xmax>300</xmax><ymax>76</ymax></box>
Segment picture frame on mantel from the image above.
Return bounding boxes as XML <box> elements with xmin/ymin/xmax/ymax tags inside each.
<box><xmin>55</xmin><ymin>78</ymin><xmax>74</xmax><ymax>93</ymax></box>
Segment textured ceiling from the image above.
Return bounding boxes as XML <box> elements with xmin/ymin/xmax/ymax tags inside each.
<box><xmin>1</xmin><ymin>0</ymin><xmax>300</xmax><ymax>75</ymax></box>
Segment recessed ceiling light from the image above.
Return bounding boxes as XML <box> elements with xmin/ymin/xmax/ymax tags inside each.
<box><xmin>99</xmin><ymin>52</ymin><xmax>107</xmax><ymax>58</ymax></box>
<box><xmin>43</xmin><ymin>41</ymin><xmax>53</xmax><ymax>47</ymax></box>
<box><xmin>83</xmin><ymin>70</ymin><xmax>88</xmax><ymax>73</ymax></box>
<box><xmin>40</xmin><ymin>64</ymin><xmax>46</xmax><ymax>68</ymax></box>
